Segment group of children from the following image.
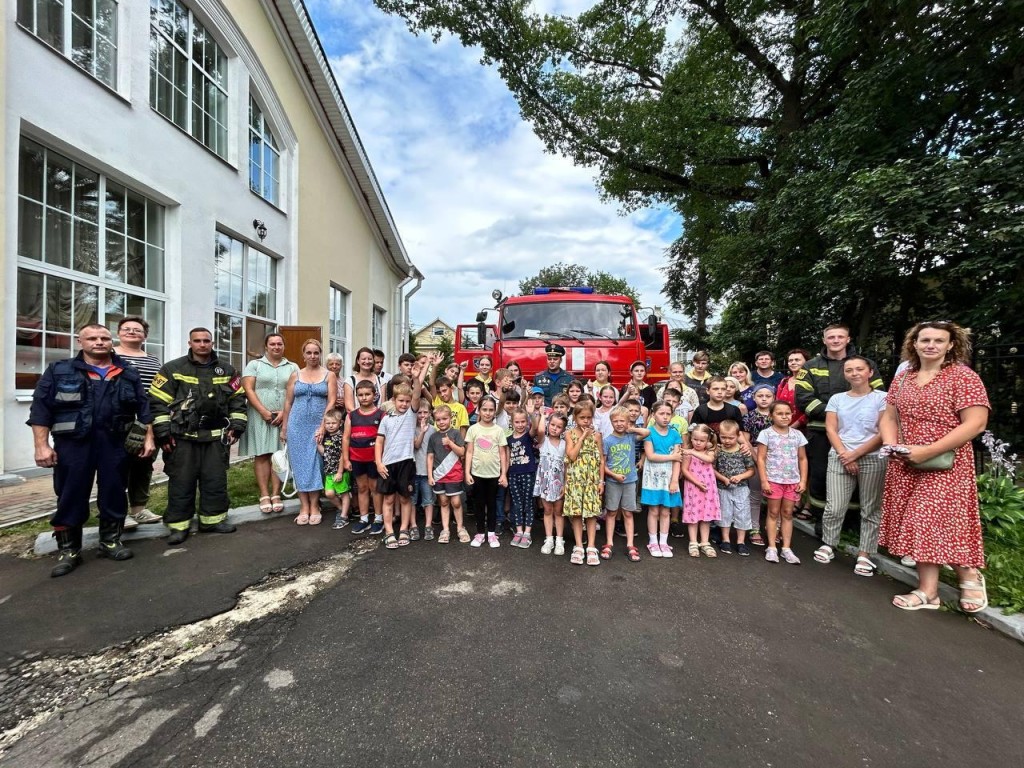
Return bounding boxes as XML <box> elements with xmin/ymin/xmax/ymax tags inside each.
<box><xmin>314</xmin><ymin>352</ymin><xmax>811</xmax><ymax>566</ymax></box>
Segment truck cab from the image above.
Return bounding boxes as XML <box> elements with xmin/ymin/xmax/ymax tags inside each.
<box><xmin>455</xmin><ymin>287</ymin><xmax>669</xmax><ymax>387</ymax></box>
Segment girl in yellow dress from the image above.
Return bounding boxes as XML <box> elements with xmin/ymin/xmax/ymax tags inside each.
<box><xmin>564</xmin><ymin>401</ymin><xmax>606</xmax><ymax>566</ymax></box>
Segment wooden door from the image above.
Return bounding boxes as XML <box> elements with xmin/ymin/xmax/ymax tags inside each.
<box><xmin>278</xmin><ymin>326</ymin><xmax>322</xmax><ymax>368</ymax></box>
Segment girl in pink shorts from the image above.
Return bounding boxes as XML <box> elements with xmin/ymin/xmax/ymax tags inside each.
<box><xmin>756</xmin><ymin>402</ymin><xmax>808</xmax><ymax>564</ymax></box>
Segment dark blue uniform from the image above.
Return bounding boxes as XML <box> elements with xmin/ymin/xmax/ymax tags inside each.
<box><xmin>532</xmin><ymin>368</ymin><xmax>574</xmax><ymax>407</ymax></box>
<box><xmin>27</xmin><ymin>353</ymin><xmax>151</xmax><ymax>528</ymax></box>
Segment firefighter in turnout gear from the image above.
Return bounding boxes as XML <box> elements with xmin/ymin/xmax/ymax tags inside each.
<box><xmin>793</xmin><ymin>324</ymin><xmax>883</xmax><ymax>530</ymax></box>
<box><xmin>150</xmin><ymin>327</ymin><xmax>247</xmax><ymax>545</ymax></box>
<box><xmin>27</xmin><ymin>324</ymin><xmax>154</xmax><ymax>577</ymax></box>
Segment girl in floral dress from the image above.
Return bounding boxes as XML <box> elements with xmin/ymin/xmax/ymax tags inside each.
<box><xmin>681</xmin><ymin>424</ymin><xmax>721</xmax><ymax>558</ymax></box>
<box><xmin>563</xmin><ymin>402</ymin><xmax>606</xmax><ymax>566</ymax></box>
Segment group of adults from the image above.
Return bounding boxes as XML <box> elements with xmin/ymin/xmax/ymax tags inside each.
<box><xmin>31</xmin><ymin>317</ymin><xmax>991</xmax><ymax>613</ymax></box>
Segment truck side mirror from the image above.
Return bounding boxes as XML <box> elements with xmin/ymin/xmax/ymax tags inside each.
<box><xmin>477</xmin><ymin>322</ymin><xmax>486</xmax><ymax>345</ymax></box>
<box><xmin>647</xmin><ymin>314</ymin><xmax>658</xmax><ymax>339</ymax></box>
<box><xmin>475</xmin><ymin>311</ymin><xmax>488</xmax><ymax>323</ymax></box>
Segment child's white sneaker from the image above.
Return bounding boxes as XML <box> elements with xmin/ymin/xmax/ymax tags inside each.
<box><xmin>540</xmin><ymin>536</ymin><xmax>554</xmax><ymax>555</ymax></box>
<box><xmin>470</xmin><ymin>534</ymin><xmax>485</xmax><ymax>548</ymax></box>
<box><xmin>554</xmin><ymin>537</ymin><xmax>565</xmax><ymax>556</ymax></box>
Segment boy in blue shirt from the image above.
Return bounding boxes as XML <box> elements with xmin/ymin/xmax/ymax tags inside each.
<box><xmin>601</xmin><ymin>406</ymin><xmax>649</xmax><ymax>562</ymax></box>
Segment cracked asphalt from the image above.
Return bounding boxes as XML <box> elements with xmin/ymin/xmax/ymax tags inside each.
<box><xmin>1</xmin><ymin>517</ymin><xmax>1022</xmax><ymax>767</ymax></box>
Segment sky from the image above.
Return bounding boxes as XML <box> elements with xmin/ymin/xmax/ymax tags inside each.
<box><xmin>304</xmin><ymin>0</ymin><xmax>683</xmax><ymax>333</ymax></box>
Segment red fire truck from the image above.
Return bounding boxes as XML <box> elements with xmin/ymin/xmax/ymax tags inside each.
<box><xmin>454</xmin><ymin>287</ymin><xmax>671</xmax><ymax>387</ymax></box>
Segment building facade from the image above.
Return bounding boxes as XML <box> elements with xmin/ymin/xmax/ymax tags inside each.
<box><xmin>2</xmin><ymin>0</ymin><xmax>419</xmax><ymax>473</ymax></box>
<box><xmin>412</xmin><ymin>318</ymin><xmax>455</xmax><ymax>356</ymax></box>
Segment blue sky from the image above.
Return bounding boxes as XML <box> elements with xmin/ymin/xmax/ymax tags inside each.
<box><xmin>305</xmin><ymin>0</ymin><xmax>682</xmax><ymax>331</ymax></box>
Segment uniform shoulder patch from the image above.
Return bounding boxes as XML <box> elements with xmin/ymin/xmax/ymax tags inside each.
<box><xmin>229</xmin><ymin>375</ymin><xmax>241</xmax><ymax>390</ymax></box>
<box><xmin>794</xmin><ymin>369</ymin><xmax>807</xmax><ymax>380</ymax></box>
<box><xmin>152</xmin><ymin>373</ymin><xmax>168</xmax><ymax>388</ymax></box>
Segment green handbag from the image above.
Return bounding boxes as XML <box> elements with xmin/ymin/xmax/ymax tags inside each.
<box><xmin>894</xmin><ymin>373</ymin><xmax>955</xmax><ymax>471</ymax></box>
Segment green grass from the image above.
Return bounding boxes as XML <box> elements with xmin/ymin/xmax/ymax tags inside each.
<box><xmin>0</xmin><ymin>459</ymin><xmax>261</xmax><ymax>539</ymax></box>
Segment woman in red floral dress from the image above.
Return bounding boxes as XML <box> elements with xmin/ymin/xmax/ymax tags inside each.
<box><xmin>879</xmin><ymin>321</ymin><xmax>990</xmax><ymax>612</ymax></box>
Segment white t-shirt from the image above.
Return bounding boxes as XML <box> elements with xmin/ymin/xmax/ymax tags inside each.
<box><xmin>378</xmin><ymin>408</ymin><xmax>416</xmax><ymax>465</ymax></box>
<box><xmin>825</xmin><ymin>390</ymin><xmax>887</xmax><ymax>454</ymax></box>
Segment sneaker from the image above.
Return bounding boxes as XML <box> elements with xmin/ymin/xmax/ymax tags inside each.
<box><xmin>749</xmin><ymin>531</ymin><xmax>766</xmax><ymax>547</ymax></box>
<box><xmin>470</xmin><ymin>534</ymin><xmax>486</xmax><ymax>548</ymax></box>
<box><xmin>660</xmin><ymin>543</ymin><xmax>674</xmax><ymax>558</ymax></box>
<box><xmin>669</xmin><ymin>521</ymin><xmax>686</xmax><ymax>539</ymax></box>
<box><xmin>423</xmin><ymin>527</ymin><xmax>435</xmax><ymax>541</ymax></box>
<box><xmin>781</xmin><ymin>548</ymin><xmax>801</xmax><ymax>565</ymax></box>
<box><xmin>409</xmin><ymin>527</ymin><xmax>420</xmax><ymax>542</ymax></box>
<box><xmin>765</xmin><ymin>547</ymin><xmax>780</xmax><ymax>563</ymax></box>
<box><xmin>130</xmin><ymin>508</ymin><xmax>163</xmax><ymax>524</ymax></box>
<box><xmin>520</xmin><ymin>533</ymin><xmax>532</xmax><ymax>549</ymax></box>
<box><xmin>351</xmin><ymin>520</ymin><xmax>370</xmax><ymax>535</ymax></box>
<box><xmin>900</xmin><ymin>555</ymin><xmax>917</xmax><ymax>567</ymax></box>
<box><xmin>122</xmin><ymin>516</ymin><xmax>139</xmax><ymax>530</ymax></box>
<box><xmin>368</xmin><ymin>522</ymin><xmax>384</xmax><ymax>536</ymax></box>
<box><xmin>719</xmin><ymin>541</ymin><xmax>733</xmax><ymax>555</ymax></box>
<box><xmin>332</xmin><ymin>514</ymin><xmax>350</xmax><ymax>530</ymax></box>
<box><xmin>737</xmin><ymin>543</ymin><xmax>751</xmax><ymax>557</ymax></box>
<box><xmin>488</xmin><ymin>533</ymin><xmax>500</xmax><ymax>548</ymax></box>
<box><xmin>647</xmin><ymin>542</ymin><xmax>663</xmax><ymax>558</ymax></box>
<box><xmin>541</xmin><ymin>537</ymin><xmax>554</xmax><ymax>555</ymax></box>
<box><xmin>554</xmin><ymin>538</ymin><xmax>565</xmax><ymax>556</ymax></box>
<box><xmin>511</xmin><ymin>533</ymin><xmax>523</xmax><ymax>548</ymax></box>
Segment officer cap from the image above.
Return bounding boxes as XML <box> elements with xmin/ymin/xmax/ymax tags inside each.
<box><xmin>545</xmin><ymin>343</ymin><xmax>566</xmax><ymax>357</ymax></box>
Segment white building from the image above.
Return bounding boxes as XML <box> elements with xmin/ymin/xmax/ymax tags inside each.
<box><xmin>1</xmin><ymin>0</ymin><xmax>421</xmax><ymax>474</ymax></box>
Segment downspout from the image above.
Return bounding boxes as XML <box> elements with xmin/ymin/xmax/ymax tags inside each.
<box><xmin>404</xmin><ymin>269</ymin><xmax>424</xmax><ymax>352</ymax></box>
<box><xmin>394</xmin><ymin>272</ymin><xmax>414</xmax><ymax>354</ymax></box>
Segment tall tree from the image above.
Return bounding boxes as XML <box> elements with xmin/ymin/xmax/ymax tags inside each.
<box><xmin>377</xmin><ymin>0</ymin><xmax>1024</xmax><ymax>357</ymax></box>
<box><xmin>518</xmin><ymin>262</ymin><xmax>642</xmax><ymax>306</ymax></box>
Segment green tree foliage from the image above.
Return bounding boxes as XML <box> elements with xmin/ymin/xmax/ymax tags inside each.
<box><xmin>376</xmin><ymin>0</ymin><xmax>1024</xmax><ymax>361</ymax></box>
<box><xmin>517</xmin><ymin>262</ymin><xmax>642</xmax><ymax>306</ymax></box>
<box><xmin>435</xmin><ymin>333</ymin><xmax>454</xmax><ymax>370</ymax></box>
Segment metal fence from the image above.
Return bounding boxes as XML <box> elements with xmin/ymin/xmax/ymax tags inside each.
<box><xmin>974</xmin><ymin>341</ymin><xmax>1024</xmax><ymax>454</ymax></box>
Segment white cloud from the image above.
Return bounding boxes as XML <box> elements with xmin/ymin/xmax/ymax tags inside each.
<box><xmin>306</xmin><ymin>0</ymin><xmax>679</xmax><ymax>332</ymax></box>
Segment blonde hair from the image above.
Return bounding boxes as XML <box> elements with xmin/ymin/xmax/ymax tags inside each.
<box><xmin>690</xmin><ymin>423</ymin><xmax>718</xmax><ymax>448</ymax></box>
<box><xmin>302</xmin><ymin>338</ymin><xmax>323</xmax><ymax>354</ymax></box>
<box><xmin>728</xmin><ymin>362</ymin><xmax>753</xmax><ymax>387</ymax></box>
<box><xmin>610</xmin><ymin>405</ymin><xmax>631</xmax><ymax>420</ymax></box>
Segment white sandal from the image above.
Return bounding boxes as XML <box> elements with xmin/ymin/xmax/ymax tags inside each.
<box><xmin>813</xmin><ymin>545</ymin><xmax>834</xmax><ymax>563</ymax></box>
<box><xmin>958</xmin><ymin>573</ymin><xmax>988</xmax><ymax>614</ymax></box>
<box><xmin>853</xmin><ymin>556</ymin><xmax>876</xmax><ymax>576</ymax></box>
<box><xmin>893</xmin><ymin>589</ymin><xmax>940</xmax><ymax>611</ymax></box>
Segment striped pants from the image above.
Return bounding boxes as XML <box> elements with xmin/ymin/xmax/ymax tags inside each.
<box><xmin>821</xmin><ymin>451</ymin><xmax>886</xmax><ymax>553</ymax></box>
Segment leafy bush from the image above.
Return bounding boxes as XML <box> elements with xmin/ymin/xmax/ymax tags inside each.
<box><xmin>978</xmin><ymin>432</ymin><xmax>1024</xmax><ymax>613</ymax></box>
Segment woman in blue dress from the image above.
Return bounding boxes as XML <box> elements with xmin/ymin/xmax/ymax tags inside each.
<box><xmin>281</xmin><ymin>339</ymin><xmax>337</xmax><ymax>525</ymax></box>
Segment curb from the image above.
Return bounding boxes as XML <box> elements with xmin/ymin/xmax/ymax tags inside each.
<box><xmin>791</xmin><ymin>519</ymin><xmax>1024</xmax><ymax>644</ymax></box>
<box><xmin>33</xmin><ymin>498</ymin><xmax>304</xmax><ymax>556</ymax></box>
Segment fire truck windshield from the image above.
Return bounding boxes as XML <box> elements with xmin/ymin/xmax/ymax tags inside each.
<box><xmin>500</xmin><ymin>301</ymin><xmax>635</xmax><ymax>340</ymax></box>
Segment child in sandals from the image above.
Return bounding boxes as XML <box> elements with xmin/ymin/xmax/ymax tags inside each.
<box><xmin>601</xmin><ymin>406</ymin><xmax>648</xmax><ymax>561</ymax></box>
<box><xmin>563</xmin><ymin>402</ymin><xmax>606</xmax><ymax>565</ymax></box>
<box><xmin>641</xmin><ymin>401</ymin><xmax>684</xmax><ymax>558</ymax></box>
<box><xmin>681</xmin><ymin>424</ymin><xmax>722</xmax><ymax>557</ymax></box>
<box><xmin>426</xmin><ymin>404</ymin><xmax>469</xmax><ymax>543</ymax></box>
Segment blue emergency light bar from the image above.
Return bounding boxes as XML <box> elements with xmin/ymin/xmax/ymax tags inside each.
<box><xmin>532</xmin><ymin>286</ymin><xmax>595</xmax><ymax>295</ymax></box>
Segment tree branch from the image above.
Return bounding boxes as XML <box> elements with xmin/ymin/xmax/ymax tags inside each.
<box><xmin>690</xmin><ymin>0</ymin><xmax>790</xmax><ymax>96</ymax></box>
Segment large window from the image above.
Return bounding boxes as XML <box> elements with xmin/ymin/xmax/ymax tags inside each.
<box><xmin>249</xmin><ymin>97</ymin><xmax>280</xmax><ymax>205</ymax></box>
<box><xmin>372</xmin><ymin>306</ymin><xmax>386</xmax><ymax>351</ymax></box>
<box><xmin>329</xmin><ymin>286</ymin><xmax>349</xmax><ymax>361</ymax></box>
<box><xmin>15</xmin><ymin>137</ymin><xmax>165</xmax><ymax>389</ymax></box>
<box><xmin>214</xmin><ymin>232</ymin><xmax>277</xmax><ymax>371</ymax></box>
<box><xmin>17</xmin><ymin>0</ymin><xmax>119</xmax><ymax>88</ymax></box>
<box><xmin>149</xmin><ymin>0</ymin><xmax>228</xmax><ymax>158</ymax></box>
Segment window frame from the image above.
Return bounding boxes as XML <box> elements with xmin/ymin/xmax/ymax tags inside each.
<box><xmin>328</xmin><ymin>284</ymin><xmax>350</xmax><ymax>363</ymax></box>
<box><xmin>17</xmin><ymin>0</ymin><xmax>119</xmax><ymax>89</ymax></box>
<box><xmin>148</xmin><ymin>0</ymin><xmax>229</xmax><ymax>159</ymax></box>
<box><xmin>213</xmin><ymin>231</ymin><xmax>278</xmax><ymax>371</ymax></box>
<box><xmin>249</xmin><ymin>96</ymin><xmax>281</xmax><ymax>206</ymax></box>
<box><xmin>371</xmin><ymin>305</ymin><xmax>386</xmax><ymax>353</ymax></box>
<box><xmin>15</xmin><ymin>137</ymin><xmax>166</xmax><ymax>391</ymax></box>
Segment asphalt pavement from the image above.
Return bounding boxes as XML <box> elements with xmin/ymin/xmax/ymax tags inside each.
<box><xmin>1</xmin><ymin>518</ymin><xmax>1022</xmax><ymax>767</ymax></box>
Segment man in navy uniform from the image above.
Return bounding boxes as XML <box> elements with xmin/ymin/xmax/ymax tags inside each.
<box><xmin>28</xmin><ymin>324</ymin><xmax>154</xmax><ymax>577</ymax></box>
<box><xmin>532</xmin><ymin>343</ymin><xmax>575</xmax><ymax>407</ymax></box>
